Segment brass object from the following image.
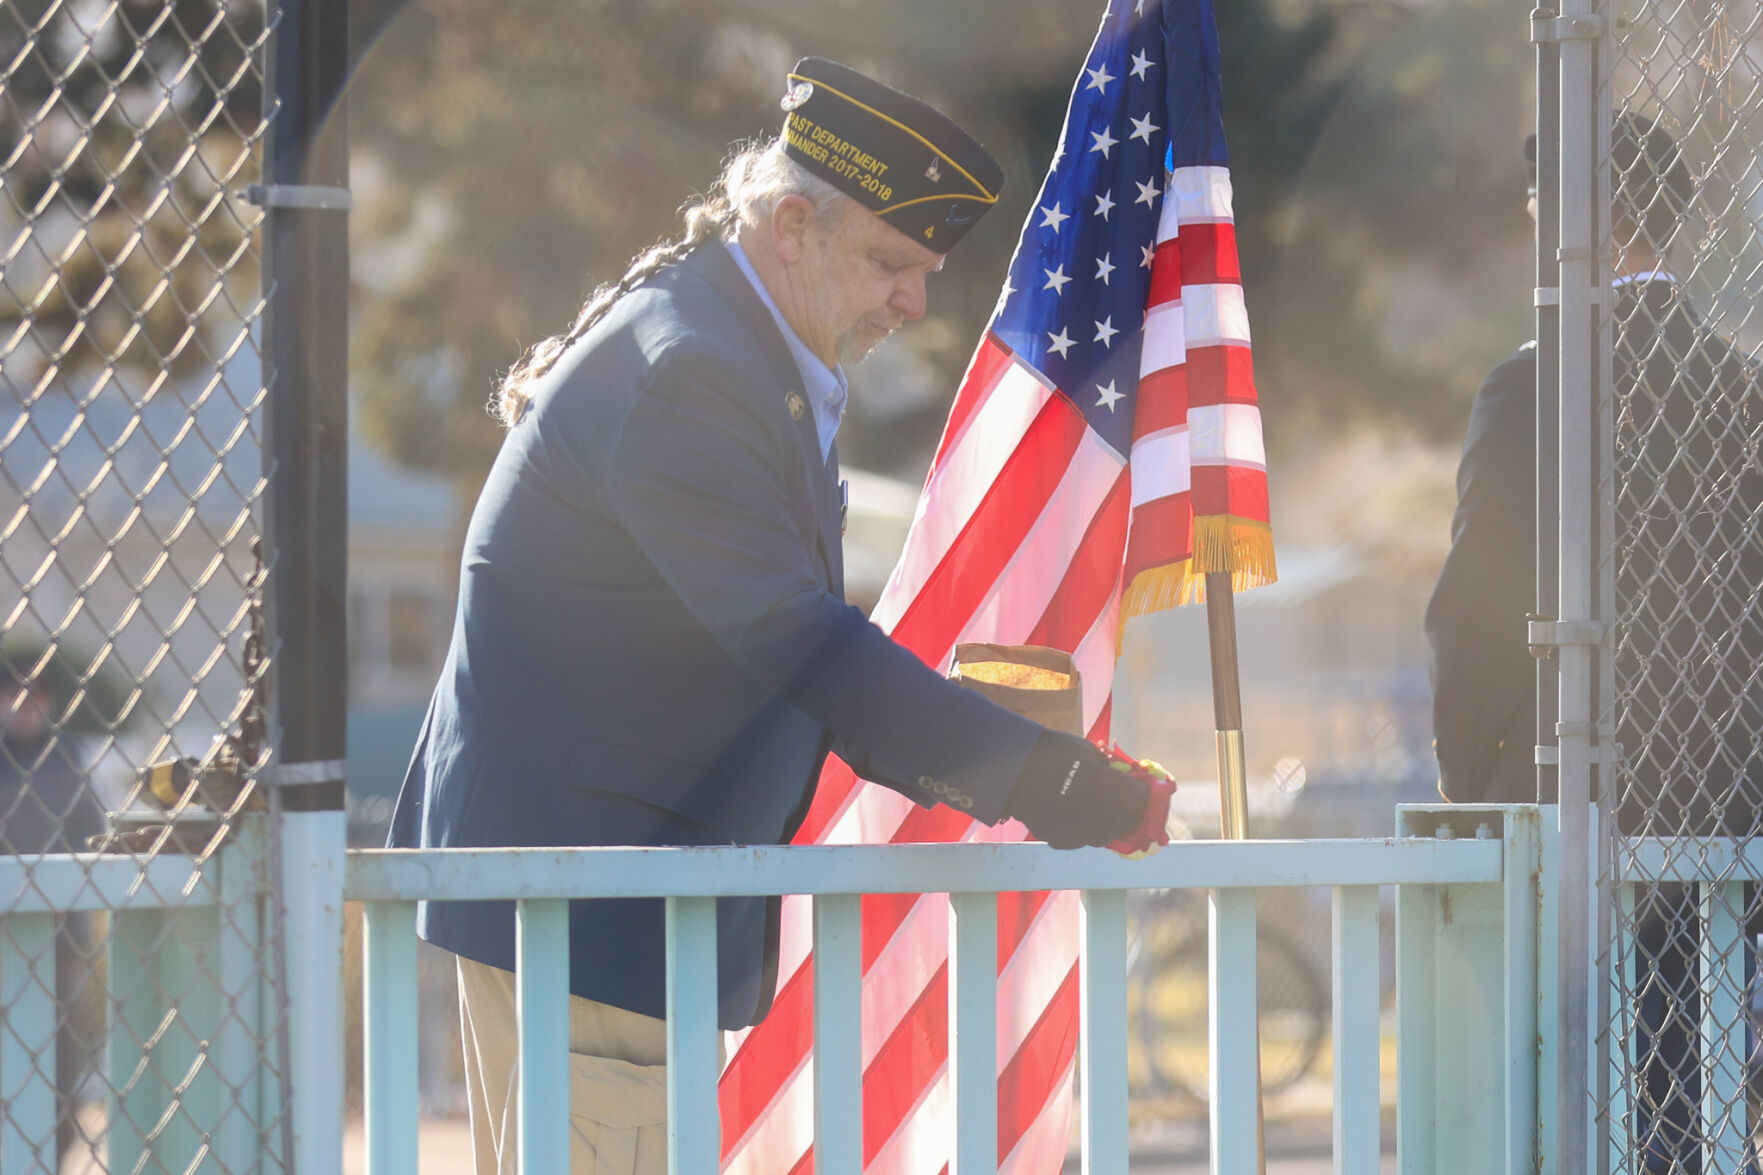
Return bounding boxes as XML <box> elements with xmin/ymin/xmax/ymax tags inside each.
<box><xmin>948</xmin><ymin>643</ymin><xmax>1083</xmax><ymax>735</ymax></box>
<box><xmin>786</xmin><ymin>391</ymin><xmax>807</xmax><ymax>420</ymax></box>
<box><xmin>1216</xmin><ymin>728</ymin><xmax>1249</xmax><ymax>840</ymax></box>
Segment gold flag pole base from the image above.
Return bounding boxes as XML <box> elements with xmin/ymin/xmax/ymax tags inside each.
<box><xmin>1207</xmin><ymin>572</ymin><xmax>1268</xmax><ymax>1175</ymax></box>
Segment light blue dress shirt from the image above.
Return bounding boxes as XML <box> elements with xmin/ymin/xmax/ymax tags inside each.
<box><xmin>725</xmin><ymin>239</ymin><xmax>848</xmax><ymax>462</ymax></box>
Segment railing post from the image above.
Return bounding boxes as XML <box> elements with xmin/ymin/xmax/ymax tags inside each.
<box><xmin>516</xmin><ymin>899</ymin><xmax>571</xmax><ymax>1173</ymax></box>
<box><xmin>364</xmin><ymin>900</ymin><xmax>420</xmax><ymax>1175</ymax></box>
<box><xmin>1209</xmin><ymin>886</ymin><xmax>1258</xmax><ymax>1175</ymax></box>
<box><xmin>666</xmin><ymin>896</ymin><xmax>721</xmax><ymax>1174</ymax></box>
<box><xmin>1331</xmin><ymin>885</ymin><xmax>1380</xmax><ymax>1173</ymax></box>
<box><xmin>1394</xmin><ymin>805</ymin><xmax>1536</xmax><ymax>1174</ymax></box>
<box><xmin>1080</xmin><ymin>889</ymin><xmax>1128</xmax><ymax>1173</ymax></box>
<box><xmin>1698</xmin><ymin>881</ymin><xmax>1746</xmax><ymax>1173</ymax></box>
<box><xmin>949</xmin><ymin>891</ymin><xmax>999</xmax><ymax>1175</ymax></box>
<box><xmin>0</xmin><ymin>911</ymin><xmax>56</xmax><ymax>1174</ymax></box>
<box><xmin>813</xmin><ymin>894</ymin><xmax>863</xmax><ymax>1175</ymax></box>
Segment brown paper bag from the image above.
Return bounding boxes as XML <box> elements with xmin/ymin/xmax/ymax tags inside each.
<box><xmin>949</xmin><ymin>643</ymin><xmax>1084</xmax><ymax>736</ymax></box>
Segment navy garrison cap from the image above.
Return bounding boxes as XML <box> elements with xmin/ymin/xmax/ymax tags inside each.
<box><xmin>778</xmin><ymin>57</ymin><xmax>1003</xmax><ymax>254</ymax></box>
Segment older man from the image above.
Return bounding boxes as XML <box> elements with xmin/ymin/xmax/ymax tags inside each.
<box><xmin>389</xmin><ymin>58</ymin><xmax>1152</xmax><ymax>1173</ymax></box>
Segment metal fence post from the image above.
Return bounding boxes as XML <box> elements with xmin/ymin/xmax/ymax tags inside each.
<box><xmin>1550</xmin><ymin>0</ymin><xmax>1608</xmax><ymax>1161</ymax></box>
<box><xmin>262</xmin><ymin>0</ymin><xmax>351</xmax><ymax>1168</ymax></box>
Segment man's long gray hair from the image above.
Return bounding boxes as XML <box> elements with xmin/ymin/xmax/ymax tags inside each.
<box><xmin>490</xmin><ymin>139</ymin><xmax>850</xmax><ymax>428</ymax></box>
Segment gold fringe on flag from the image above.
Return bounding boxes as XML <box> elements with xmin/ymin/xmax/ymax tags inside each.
<box><xmin>1192</xmin><ymin>516</ymin><xmax>1278</xmax><ymax>590</ymax></box>
<box><xmin>1117</xmin><ymin>517</ymin><xmax>1278</xmax><ymax>648</ymax></box>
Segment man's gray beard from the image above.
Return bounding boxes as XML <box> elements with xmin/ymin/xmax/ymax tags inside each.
<box><xmin>836</xmin><ymin>323</ymin><xmax>892</xmax><ymax>366</ymax></box>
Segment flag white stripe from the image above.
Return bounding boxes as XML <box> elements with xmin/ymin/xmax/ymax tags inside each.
<box><xmin>859</xmin><ymin>893</ymin><xmax>949</xmax><ymax>1069</ymax></box>
<box><xmin>998</xmin><ymin>1064</ymin><xmax>1077</xmax><ymax>1175</ymax></box>
<box><xmin>866</xmin><ymin>1063</ymin><xmax>951</xmax><ymax>1175</ymax></box>
<box><xmin>1071</xmin><ymin>600</ymin><xmax>1122</xmax><ymax>733</ymax></box>
<box><xmin>719</xmin><ymin>1054</ymin><xmax>813</xmax><ymax>1175</ymax></box>
<box><xmin>995</xmin><ymin>891</ymin><xmax>1082</xmax><ymax>1068</ymax></box>
<box><xmin>957</xmin><ymin>429</ymin><xmax>1125</xmax><ymax>648</ymax></box>
<box><xmin>1181</xmin><ymin>283</ymin><xmax>1251</xmax><ymax>347</ymax></box>
<box><xmin>871</xmin><ymin>359</ymin><xmax>1052</xmax><ymax>632</ymax></box>
<box><xmin>1188</xmin><ymin>402</ymin><xmax>1267</xmax><ymax>466</ymax></box>
<box><xmin>1156</xmin><ymin>164</ymin><xmax>1235</xmax><ymax>243</ymax></box>
<box><xmin>1129</xmin><ymin>428</ymin><xmax>1191</xmax><ymax>506</ymax></box>
<box><xmin>1139</xmin><ymin>301</ymin><xmax>1187</xmax><ymax>375</ymax></box>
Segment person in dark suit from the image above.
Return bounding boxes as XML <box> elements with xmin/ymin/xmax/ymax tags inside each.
<box><xmin>1428</xmin><ymin>113</ymin><xmax>1763</xmax><ymax>1173</ymax></box>
<box><xmin>388</xmin><ymin>58</ymin><xmax>1153</xmax><ymax>1172</ymax></box>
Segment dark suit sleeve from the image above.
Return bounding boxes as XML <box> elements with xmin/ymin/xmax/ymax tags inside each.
<box><xmin>602</xmin><ymin>351</ymin><xmax>1041</xmax><ymax>824</ymax></box>
<box><xmin>1425</xmin><ymin>350</ymin><xmax>1539</xmax><ymax>803</ymax></box>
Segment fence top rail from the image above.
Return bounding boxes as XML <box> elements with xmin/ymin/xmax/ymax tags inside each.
<box><xmin>0</xmin><ymin>853</ymin><xmax>217</xmax><ymax>913</ymax></box>
<box><xmin>1622</xmin><ymin>837</ymin><xmax>1763</xmax><ymax>881</ymax></box>
<box><xmin>343</xmin><ymin>837</ymin><xmax>1501</xmax><ymax>902</ymax></box>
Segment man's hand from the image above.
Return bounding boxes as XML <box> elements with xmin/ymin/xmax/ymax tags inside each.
<box><xmin>1005</xmin><ymin>730</ymin><xmax>1148</xmax><ymax>849</ymax></box>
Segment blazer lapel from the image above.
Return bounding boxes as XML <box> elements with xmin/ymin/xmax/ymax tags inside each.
<box><xmin>689</xmin><ymin>242</ymin><xmax>845</xmax><ymax>594</ymax></box>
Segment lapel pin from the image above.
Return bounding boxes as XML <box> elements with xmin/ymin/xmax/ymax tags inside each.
<box><xmin>786</xmin><ymin>391</ymin><xmax>807</xmax><ymax>421</ymax></box>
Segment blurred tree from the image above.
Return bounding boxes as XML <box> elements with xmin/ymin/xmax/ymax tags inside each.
<box><xmin>0</xmin><ymin>0</ymin><xmax>266</xmax><ymax>389</ymax></box>
<box><xmin>347</xmin><ymin>0</ymin><xmax>1535</xmax><ymax>495</ymax></box>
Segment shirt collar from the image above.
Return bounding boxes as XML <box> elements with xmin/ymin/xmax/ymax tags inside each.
<box><xmin>725</xmin><ymin>239</ymin><xmax>848</xmax><ymax>460</ymax></box>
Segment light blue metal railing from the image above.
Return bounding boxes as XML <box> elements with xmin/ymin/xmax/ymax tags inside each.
<box><xmin>344</xmin><ymin>821</ymin><xmax>1518</xmax><ymax>1175</ymax></box>
<box><xmin>0</xmin><ymin>805</ymin><xmax>1559</xmax><ymax>1174</ymax></box>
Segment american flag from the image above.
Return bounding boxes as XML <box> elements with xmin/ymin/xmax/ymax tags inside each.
<box><xmin>718</xmin><ymin>0</ymin><xmax>1274</xmax><ymax>1169</ymax></box>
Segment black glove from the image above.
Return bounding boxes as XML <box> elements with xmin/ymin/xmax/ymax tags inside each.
<box><xmin>1005</xmin><ymin>729</ymin><xmax>1148</xmax><ymax>849</ymax></box>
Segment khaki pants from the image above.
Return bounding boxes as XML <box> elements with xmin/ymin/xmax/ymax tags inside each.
<box><xmin>457</xmin><ymin>954</ymin><xmax>701</xmax><ymax>1174</ymax></box>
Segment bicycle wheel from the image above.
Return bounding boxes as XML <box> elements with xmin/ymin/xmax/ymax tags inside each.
<box><xmin>1129</xmin><ymin>923</ymin><xmax>1330</xmax><ymax>1100</ymax></box>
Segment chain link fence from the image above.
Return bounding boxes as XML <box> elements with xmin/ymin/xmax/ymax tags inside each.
<box><xmin>0</xmin><ymin>0</ymin><xmax>288</xmax><ymax>1169</ymax></box>
<box><xmin>1586</xmin><ymin>0</ymin><xmax>1763</xmax><ymax>1168</ymax></box>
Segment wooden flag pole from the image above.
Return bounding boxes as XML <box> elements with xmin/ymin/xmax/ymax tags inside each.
<box><xmin>1205</xmin><ymin>570</ymin><xmax>1268</xmax><ymax>1174</ymax></box>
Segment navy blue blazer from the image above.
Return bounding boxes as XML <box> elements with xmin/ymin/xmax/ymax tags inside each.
<box><xmin>388</xmin><ymin>242</ymin><xmax>1044</xmax><ymax>1028</ymax></box>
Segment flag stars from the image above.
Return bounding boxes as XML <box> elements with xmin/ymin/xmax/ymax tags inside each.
<box><xmin>1094</xmin><ymin>190</ymin><xmax>1115</xmax><ymax>221</ymax></box>
<box><xmin>1129</xmin><ymin>49</ymin><xmax>1153</xmax><ymax>80</ymax></box>
<box><xmin>1096</xmin><ymin>380</ymin><xmax>1123</xmax><ymax>411</ymax></box>
<box><xmin>1042</xmin><ymin>263</ymin><xmax>1071</xmax><ymax>295</ymax></box>
<box><xmin>1129</xmin><ymin>112</ymin><xmax>1160</xmax><ymax>144</ymax></box>
<box><xmin>1047</xmin><ymin>326</ymin><xmax>1075</xmax><ymax>359</ymax></box>
<box><xmin>1085</xmin><ymin>62</ymin><xmax>1116</xmax><ymax>93</ymax></box>
<box><xmin>1134</xmin><ymin>176</ymin><xmax>1161</xmax><ymax>207</ymax></box>
<box><xmin>1140</xmin><ymin>242</ymin><xmax>1157</xmax><ymax>269</ymax></box>
<box><xmin>1095</xmin><ymin>253</ymin><xmax>1115</xmax><ymax>285</ymax></box>
<box><xmin>1089</xmin><ymin>126</ymin><xmax>1118</xmax><ymax>158</ymax></box>
<box><xmin>1039</xmin><ymin>201</ymin><xmax>1070</xmax><ymax>232</ymax></box>
<box><xmin>1094</xmin><ymin>316</ymin><xmax>1119</xmax><ymax>348</ymax></box>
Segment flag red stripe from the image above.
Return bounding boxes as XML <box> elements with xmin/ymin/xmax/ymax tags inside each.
<box><xmin>790</xmin><ymin>759</ymin><xmax>859</xmax><ymax>856</ymax></box>
<box><xmin>929</xmin><ymin>333</ymin><xmax>1016</xmax><ymax>476</ymax></box>
<box><xmin>785</xmin><ymin>1147</ymin><xmax>814</xmax><ymax>1175</ymax></box>
<box><xmin>996</xmin><ymin>964</ymin><xmax>1081</xmax><ymax>1161</ymax></box>
<box><xmin>1088</xmin><ymin>697</ymin><xmax>1112</xmax><ymax>742</ymax></box>
<box><xmin>1026</xmin><ymin>473</ymin><xmax>1132</xmax><ymax>651</ymax></box>
<box><xmin>888</xmin><ymin>395</ymin><xmax>1089</xmax><ymax>654</ymax></box>
<box><xmin>1147</xmin><ymin>239</ymin><xmax>1183</xmax><ymax>307</ymax></box>
<box><xmin>1185</xmin><ymin>344</ymin><xmax>1258</xmax><ymax>408</ymax></box>
<box><xmin>1134</xmin><ymin>365</ymin><xmax>1190</xmax><ymax>439</ymax></box>
<box><xmin>1123</xmin><ymin>493</ymin><xmax>1195</xmax><ymax>582</ymax></box>
<box><xmin>861</xmin><ymin>965</ymin><xmax>948</xmax><ymax>1165</ymax></box>
<box><xmin>1179</xmin><ymin>221</ymin><xmax>1240</xmax><ymax>285</ymax></box>
<box><xmin>1192</xmin><ymin>463</ymin><xmax>1270</xmax><ymax>521</ymax></box>
<box><xmin>719</xmin><ymin>964</ymin><xmax>813</xmax><ymax>1158</ymax></box>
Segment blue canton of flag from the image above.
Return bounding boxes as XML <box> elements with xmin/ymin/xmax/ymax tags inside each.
<box><xmin>992</xmin><ymin>0</ymin><xmax>1175</xmax><ymax>457</ymax></box>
